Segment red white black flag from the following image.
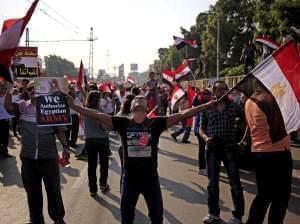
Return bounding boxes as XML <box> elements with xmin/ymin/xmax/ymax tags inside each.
<box><xmin>173</xmin><ymin>36</ymin><xmax>198</xmax><ymax>50</ymax></box>
<box><xmin>232</xmin><ymin>41</ymin><xmax>300</xmax><ymax>134</ymax></box>
<box><xmin>0</xmin><ymin>0</ymin><xmax>39</xmax><ymax>82</ymax></box>
<box><xmin>161</xmin><ymin>69</ymin><xmax>174</xmax><ymax>86</ymax></box>
<box><xmin>174</xmin><ymin>63</ymin><xmax>191</xmax><ymax>81</ymax></box>
<box><xmin>170</xmin><ymin>84</ymin><xmax>185</xmax><ymax>111</ymax></box>
<box><xmin>127</xmin><ymin>75</ymin><xmax>136</xmax><ymax>84</ymax></box>
<box><xmin>255</xmin><ymin>36</ymin><xmax>280</xmax><ymax>50</ymax></box>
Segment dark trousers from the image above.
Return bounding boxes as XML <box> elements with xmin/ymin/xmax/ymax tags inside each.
<box><xmin>206</xmin><ymin>145</ymin><xmax>244</xmax><ymax>218</ymax></box>
<box><xmin>195</xmin><ymin>132</ymin><xmax>206</xmax><ymax>169</ymax></box>
<box><xmin>21</xmin><ymin>158</ymin><xmax>65</xmax><ymax>223</ymax></box>
<box><xmin>244</xmin><ymin>59</ymin><xmax>255</xmax><ymax>74</ymax></box>
<box><xmin>12</xmin><ymin>117</ymin><xmax>18</xmax><ymax>135</ymax></box>
<box><xmin>12</xmin><ymin>102</ymin><xmax>20</xmax><ymax>135</ymax></box>
<box><xmin>171</xmin><ymin>122</ymin><xmax>191</xmax><ymax>142</ymax></box>
<box><xmin>66</xmin><ymin>114</ymin><xmax>79</xmax><ymax>145</ymax></box>
<box><xmin>161</xmin><ymin>103</ymin><xmax>168</xmax><ymax>116</ymax></box>
<box><xmin>0</xmin><ymin>119</ymin><xmax>10</xmax><ymax>153</ymax></box>
<box><xmin>86</xmin><ymin>138</ymin><xmax>109</xmax><ymax>192</ymax></box>
<box><xmin>246</xmin><ymin>151</ymin><xmax>292</xmax><ymax>224</ymax></box>
<box><xmin>121</xmin><ymin>177</ymin><xmax>163</xmax><ymax>224</ymax></box>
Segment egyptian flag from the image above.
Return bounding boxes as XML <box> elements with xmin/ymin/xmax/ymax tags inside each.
<box><xmin>230</xmin><ymin>40</ymin><xmax>300</xmax><ymax>134</ymax></box>
<box><xmin>187</xmin><ymin>85</ymin><xmax>196</xmax><ymax>107</ymax></box>
<box><xmin>147</xmin><ymin>105</ymin><xmax>159</xmax><ymax>119</ymax></box>
<box><xmin>98</xmin><ymin>83</ymin><xmax>111</xmax><ymax>93</ymax></box>
<box><xmin>173</xmin><ymin>36</ymin><xmax>198</xmax><ymax>50</ymax></box>
<box><xmin>127</xmin><ymin>75</ymin><xmax>136</xmax><ymax>84</ymax></box>
<box><xmin>255</xmin><ymin>36</ymin><xmax>280</xmax><ymax>50</ymax></box>
<box><xmin>162</xmin><ymin>69</ymin><xmax>174</xmax><ymax>87</ymax></box>
<box><xmin>0</xmin><ymin>0</ymin><xmax>39</xmax><ymax>82</ymax></box>
<box><xmin>170</xmin><ymin>84</ymin><xmax>185</xmax><ymax>112</ymax></box>
<box><xmin>76</xmin><ymin>60</ymin><xmax>84</xmax><ymax>88</ymax></box>
<box><xmin>174</xmin><ymin>63</ymin><xmax>191</xmax><ymax>81</ymax></box>
<box><xmin>183</xmin><ymin>58</ymin><xmax>198</xmax><ymax>65</ymax></box>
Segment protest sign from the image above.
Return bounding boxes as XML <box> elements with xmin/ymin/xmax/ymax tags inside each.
<box><xmin>11</xmin><ymin>47</ymin><xmax>39</xmax><ymax>78</ymax></box>
<box><xmin>34</xmin><ymin>77</ymin><xmax>71</xmax><ymax>126</ymax></box>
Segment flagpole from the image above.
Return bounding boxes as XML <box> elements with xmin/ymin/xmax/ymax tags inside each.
<box><xmin>217</xmin><ymin>74</ymin><xmax>249</xmax><ymax>102</ymax></box>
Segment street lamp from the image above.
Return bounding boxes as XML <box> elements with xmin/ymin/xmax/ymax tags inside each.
<box><xmin>216</xmin><ymin>18</ymin><xmax>220</xmax><ymax>79</ymax></box>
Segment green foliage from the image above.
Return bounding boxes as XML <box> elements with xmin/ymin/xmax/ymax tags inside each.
<box><xmin>220</xmin><ymin>64</ymin><xmax>244</xmax><ymax>77</ymax></box>
<box><xmin>44</xmin><ymin>55</ymin><xmax>77</xmax><ymax>77</ymax></box>
<box><xmin>153</xmin><ymin>0</ymin><xmax>299</xmax><ymax>78</ymax></box>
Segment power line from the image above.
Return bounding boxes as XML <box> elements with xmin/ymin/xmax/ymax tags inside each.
<box><xmin>25</xmin><ymin>0</ymin><xmax>87</xmax><ymax>37</ymax></box>
<box><xmin>28</xmin><ymin>39</ymin><xmax>91</xmax><ymax>43</ymax></box>
<box><xmin>40</xmin><ymin>0</ymin><xmax>82</xmax><ymax>32</ymax></box>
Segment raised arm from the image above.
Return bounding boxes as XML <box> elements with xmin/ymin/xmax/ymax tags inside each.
<box><xmin>66</xmin><ymin>95</ymin><xmax>113</xmax><ymax>129</ymax></box>
<box><xmin>166</xmin><ymin>101</ymin><xmax>214</xmax><ymax>128</ymax></box>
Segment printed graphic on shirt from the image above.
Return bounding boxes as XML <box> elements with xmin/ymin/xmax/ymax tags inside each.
<box><xmin>127</xmin><ymin>127</ymin><xmax>151</xmax><ymax>157</ymax></box>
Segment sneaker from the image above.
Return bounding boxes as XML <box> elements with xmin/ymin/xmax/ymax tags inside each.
<box><xmin>198</xmin><ymin>169</ymin><xmax>207</xmax><ymax>176</ymax></box>
<box><xmin>228</xmin><ymin>216</ymin><xmax>242</xmax><ymax>224</ymax></box>
<box><xmin>202</xmin><ymin>214</ymin><xmax>220</xmax><ymax>223</ymax></box>
<box><xmin>100</xmin><ymin>184</ymin><xmax>110</xmax><ymax>193</ymax></box>
<box><xmin>90</xmin><ymin>191</ymin><xmax>97</xmax><ymax>197</ymax></box>
<box><xmin>170</xmin><ymin>134</ymin><xmax>177</xmax><ymax>142</ymax></box>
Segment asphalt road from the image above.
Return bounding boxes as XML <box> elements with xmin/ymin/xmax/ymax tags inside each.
<box><xmin>1</xmin><ymin>129</ymin><xmax>300</xmax><ymax>224</ymax></box>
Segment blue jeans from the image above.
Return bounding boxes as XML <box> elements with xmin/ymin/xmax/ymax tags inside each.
<box><xmin>171</xmin><ymin>122</ymin><xmax>191</xmax><ymax>142</ymax></box>
<box><xmin>120</xmin><ymin>177</ymin><xmax>163</xmax><ymax>224</ymax></box>
<box><xmin>206</xmin><ymin>144</ymin><xmax>244</xmax><ymax>218</ymax></box>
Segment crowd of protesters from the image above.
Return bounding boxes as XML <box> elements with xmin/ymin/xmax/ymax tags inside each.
<box><xmin>0</xmin><ymin>66</ymin><xmax>299</xmax><ymax>224</ymax></box>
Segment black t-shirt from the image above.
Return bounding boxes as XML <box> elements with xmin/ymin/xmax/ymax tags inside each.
<box><xmin>112</xmin><ymin>116</ymin><xmax>167</xmax><ymax>182</ymax></box>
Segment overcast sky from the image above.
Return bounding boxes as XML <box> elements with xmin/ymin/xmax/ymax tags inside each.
<box><xmin>2</xmin><ymin>0</ymin><xmax>216</xmax><ymax>76</ymax></box>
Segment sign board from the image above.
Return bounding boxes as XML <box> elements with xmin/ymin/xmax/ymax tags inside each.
<box><xmin>130</xmin><ymin>63</ymin><xmax>138</xmax><ymax>71</ymax></box>
<box><xmin>118</xmin><ymin>64</ymin><xmax>124</xmax><ymax>77</ymax></box>
<box><xmin>34</xmin><ymin>77</ymin><xmax>71</xmax><ymax>126</ymax></box>
<box><xmin>12</xmin><ymin>47</ymin><xmax>39</xmax><ymax>78</ymax></box>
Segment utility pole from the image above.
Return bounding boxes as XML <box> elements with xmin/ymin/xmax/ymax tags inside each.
<box><xmin>106</xmin><ymin>50</ymin><xmax>110</xmax><ymax>74</ymax></box>
<box><xmin>88</xmin><ymin>27</ymin><xmax>94</xmax><ymax>79</ymax></box>
<box><xmin>25</xmin><ymin>28</ymin><xmax>29</xmax><ymax>47</ymax></box>
<box><xmin>113</xmin><ymin>64</ymin><xmax>117</xmax><ymax>76</ymax></box>
<box><xmin>216</xmin><ymin>18</ymin><xmax>220</xmax><ymax>79</ymax></box>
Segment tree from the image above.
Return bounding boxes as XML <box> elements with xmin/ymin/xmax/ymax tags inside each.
<box><xmin>44</xmin><ymin>55</ymin><xmax>77</xmax><ymax>77</ymax></box>
<box><xmin>202</xmin><ymin>0</ymin><xmax>256</xmax><ymax>77</ymax></box>
<box><xmin>153</xmin><ymin>0</ymin><xmax>299</xmax><ymax>79</ymax></box>
<box><xmin>254</xmin><ymin>0</ymin><xmax>300</xmax><ymax>40</ymax></box>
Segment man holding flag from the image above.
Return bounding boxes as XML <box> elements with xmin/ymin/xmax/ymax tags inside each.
<box><xmin>234</xmin><ymin>40</ymin><xmax>300</xmax><ymax>224</ymax></box>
